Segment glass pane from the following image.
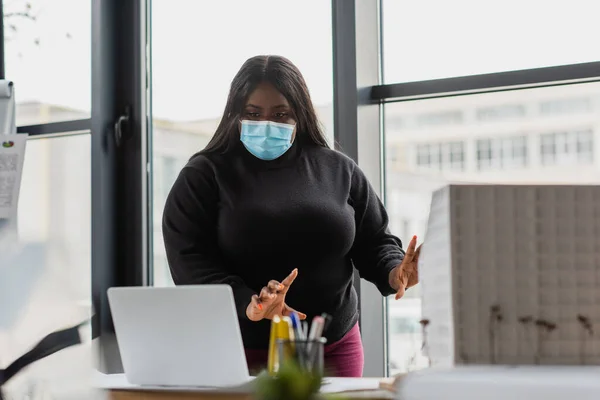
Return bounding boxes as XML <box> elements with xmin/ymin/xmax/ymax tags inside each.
<box><xmin>384</xmin><ymin>81</ymin><xmax>600</xmax><ymax>374</ymax></box>
<box><xmin>0</xmin><ymin>134</ymin><xmax>92</xmax><ymax>398</ymax></box>
<box><xmin>4</xmin><ymin>0</ymin><xmax>91</xmax><ymax>125</ymax></box>
<box><xmin>382</xmin><ymin>0</ymin><xmax>600</xmax><ymax>83</ymax></box>
<box><xmin>151</xmin><ymin>0</ymin><xmax>334</xmax><ymax>286</ymax></box>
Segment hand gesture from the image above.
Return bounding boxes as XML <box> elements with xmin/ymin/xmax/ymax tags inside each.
<box><xmin>246</xmin><ymin>268</ymin><xmax>307</xmax><ymax>322</ymax></box>
<box><xmin>389</xmin><ymin>235</ymin><xmax>421</xmax><ymax>300</ymax></box>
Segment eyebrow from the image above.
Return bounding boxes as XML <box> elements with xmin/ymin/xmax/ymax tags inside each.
<box><xmin>245</xmin><ymin>104</ymin><xmax>289</xmax><ymax>109</ymax></box>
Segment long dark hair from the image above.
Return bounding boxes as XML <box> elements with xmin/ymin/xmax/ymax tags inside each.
<box><xmin>201</xmin><ymin>55</ymin><xmax>329</xmax><ymax>154</ymax></box>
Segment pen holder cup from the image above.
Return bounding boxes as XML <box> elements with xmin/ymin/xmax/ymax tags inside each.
<box><xmin>277</xmin><ymin>337</ymin><xmax>327</xmax><ymax>375</ymax></box>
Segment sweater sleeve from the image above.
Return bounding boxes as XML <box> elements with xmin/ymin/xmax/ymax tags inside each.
<box><xmin>348</xmin><ymin>163</ymin><xmax>405</xmax><ymax>296</ymax></box>
<box><xmin>162</xmin><ymin>159</ymin><xmax>256</xmax><ymax>319</ymax></box>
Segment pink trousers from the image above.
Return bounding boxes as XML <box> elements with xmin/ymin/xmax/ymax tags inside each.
<box><xmin>244</xmin><ymin>322</ymin><xmax>364</xmax><ymax>377</ymax></box>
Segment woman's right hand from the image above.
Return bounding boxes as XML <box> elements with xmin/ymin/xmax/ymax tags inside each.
<box><xmin>246</xmin><ymin>268</ymin><xmax>307</xmax><ymax>322</ymax></box>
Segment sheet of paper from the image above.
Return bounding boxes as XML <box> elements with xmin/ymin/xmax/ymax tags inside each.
<box><xmin>92</xmin><ymin>371</ymin><xmax>383</xmax><ymax>395</ymax></box>
<box><xmin>92</xmin><ymin>371</ymin><xmax>255</xmax><ymax>393</ymax></box>
<box><xmin>320</xmin><ymin>377</ymin><xmax>382</xmax><ymax>393</ymax></box>
<box><xmin>0</xmin><ymin>134</ymin><xmax>27</xmax><ymax>219</ymax></box>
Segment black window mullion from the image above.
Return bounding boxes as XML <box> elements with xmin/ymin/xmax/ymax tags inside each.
<box><xmin>0</xmin><ymin>0</ymin><xmax>5</xmax><ymax>80</ymax></box>
<box><xmin>91</xmin><ymin>0</ymin><xmax>148</xmax><ymax>374</ymax></box>
<box><xmin>372</xmin><ymin>62</ymin><xmax>600</xmax><ymax>103</ymax></box>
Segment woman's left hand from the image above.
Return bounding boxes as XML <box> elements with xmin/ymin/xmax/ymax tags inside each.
<box><xmin>389</xmin><ymin>235</ymin><xmax>421</xmax><ymax>300</ymax></box>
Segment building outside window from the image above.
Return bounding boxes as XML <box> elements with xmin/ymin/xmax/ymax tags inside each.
<box><xmin>476</xmin><ymin>104</ymin><xmax>526</xmax><ymax>121</ymax></box>
<box><xmin>384</xmin><ymin>82</ymin><xmax>600</xmax><ymax>375</ymax></box>
<box><xmin>576</xmin><ymin>130</ymin><xmax>595</xmax><ymax>164</ymax></box>
<box><xmin>540</xmin><ymin>98</ymin><xmax>592</xmax><ymax>115</ymax></box>
<box><xmin>387</xmin><ymin>144</ymin><xmax>401</xmax><ymax>169</ymax></box>
<box><xmin>415</xmin><ymin>111</ymin><xmax>463</xmax><ymax>127</ymax></box>
<box><xmin>476</xmin><ymin>139</ymin><xmax>494</xmax><ymax>169</ymax></box>
<box><xmin>476</xmin><ymin>135</ymin><xmax>528</xmax><ymax>170</ymax></box>
<box><xmin>416</xmin><ymin>141</ymin><xmax>465</xmax><ymax>171</ymax></box>
<box><xmin>540</xmin><ymin>129</ymin><xmax>594</xmax><ymax>166</ymax></box>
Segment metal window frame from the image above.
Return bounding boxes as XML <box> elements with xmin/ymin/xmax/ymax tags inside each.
<box><xmin>91</xmin><ymin>0</ymin><xmax>149</xmax><ymax>373</ymax></box>
<box><xmin>332</xmin><ymin>0</ymin><xmax>388</xmax><ymax>377</ymax></box>
<box><xmin>0</xmin><ymin>0</ymin><xmax>4</xmax><ymax>79</ymax></box>
<box><xmin>371</xmin><ymin>61</ymin><xmax>600</xmax><ymax>103</ymax></box>
<box><xmin>17</xmin><ymin>119</ymin><xmax>91</xmax><ymax>136</ymax></box>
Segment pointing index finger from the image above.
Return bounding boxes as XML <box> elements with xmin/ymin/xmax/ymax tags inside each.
<box><xmin>280</xmin><ymin>268</ymin><xmax>298</xmax><ymax>291</ymax></box>
<box><xmin>404</xmin><ymin>235</ymin><xmax>418</xmax><ymax>262</ymax></box>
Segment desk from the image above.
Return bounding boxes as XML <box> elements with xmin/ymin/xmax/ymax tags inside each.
<box><xmin>99</xmin><ymin>375</ymin><xmax>395</xmax><ymax>400</ymax></box>
<box><xmin>107</xmin><ymin>388</ymin><xmax>393</xmax><ymax>400</ymax></box>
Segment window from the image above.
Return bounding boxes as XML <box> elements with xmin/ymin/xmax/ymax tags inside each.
<box><xmin>416</xmin><ymin>144</ymin><xmax>432</xmax><ymax>167</ymax></box>
<box><xmin>415</xmin><ymin>111</ymin><xmax>463</xmax><ymax>127</ymax></box>
<box><xmin>0</xmin><ymin>134</ymin><xmax>92</xmax><ymax>398</ymax></box>
<box><xmin>540</xmin><ymin>129</ymin><xmax>594</xmax><ymax>166</ymax></box>
<box><xmin>386</xmin><ymin>144</ymin><xmax>408</xmax><ymax>171</ymax></box>
<box><xmin>387</xmin><ymin>298</ymin><xmax>427</xmax><ymax>372</ymax></box>
<box><xmin>388</xmin><ymin>145</ymin><xmax>399</xmax><ymax>163</ymax></box>
<box><xmin>389</xmin><ymin>316</ymin><xmax>420</xmax><ymax>335</ymax></box>
<box><xmin>384</xmin><ymin>82</ymin><xmax>600</xmax><ymax>375</ymax></box>
<box><xmin>4</xmin><ymin>0</ymin><xmax>91</xmax><ymax>125</ymax></box>
<box><xmin>401</xmin><ymin>219</ymin><xmax>411</xmax><ymax>241</ymax></box>
<box><xmin>415</xmin><ymin>141</ymin><xmax>465</xmax><ymax>171</ymax></box>
<box><xmin>476</xmin><ymin>104</ymin><xmax>526</xmax><ymax>121</ymax></box>
<box><xmin>540</xmin><ymin>133</ymin><xmax>556</xmax><ymax>164</ymax></box>
<box><xmin>540</xmin><ymin>97</ymin><xmax>592</xmax><ymax>115</ymax></box>
<box><xmin>476</xmin><ymin>135</ymin><xmax>528</xmax><ymax>170</ymax></box>
<box><xmin>154</xmin><ymin>154</ymin><xmax>182</xmax><ymax>213</ymax></box>
<box><xmin>151</xmin><ymin>0</ymin><xmax>334</xmax><ymax>286</ymax></box>
<box><xmin>476</xmin><ymin>139</ymin><xmax>493</xmax><ymax>168</ymax></box>
<box><xmin>448</xmin><ymin>142</ymin><xmax>465</xmax><ymax>169</ymax></box>
<box><xmin>381</xmin><ymin>0</ymin><xmax>600</xmax><ymax>83</ymax></box>
<box><xmin>576</xmin><ymin>130</ymin><xmax>594</xmax><ymax>163</ymax></box>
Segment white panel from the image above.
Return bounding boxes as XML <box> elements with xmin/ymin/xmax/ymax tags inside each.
<box><xmin>420</xmin><ymin>185</ymin><xmax>454</xmax><ymax>366</ymax></box>
<box><xmin>421</xmin><ymin>184</ymin><xmax>600</xmax><ymax>366</ymax></box>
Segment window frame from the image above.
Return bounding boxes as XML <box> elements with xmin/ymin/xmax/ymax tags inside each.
<box><xmin>89</xmin><ymin>0</ymin><xmax>150</xmax><ymax>373</ymax></box>
<box><xmin>371</xmin><ymin>61</ymin><xmax>600</xmax><ymax>103</ymax></box>
<box><xmin>332</xmin><ymin>0</ymin><xmax>386</xmax><ymax>377</ymax></box>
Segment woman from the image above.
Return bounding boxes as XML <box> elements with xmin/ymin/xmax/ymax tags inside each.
<box><xmin>162</xmin><ymin>55</ymin><xmax>421</xmax><ymax>377</ymax></box>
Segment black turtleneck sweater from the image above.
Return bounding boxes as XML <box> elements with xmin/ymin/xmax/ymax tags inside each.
<box><xmin>162</xmin><ymin>140</ymin><xmax>405</xmax><ymax>349</ymax></box>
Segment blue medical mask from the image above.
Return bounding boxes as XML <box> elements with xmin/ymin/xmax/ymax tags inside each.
<box><xmin>240</xmin><ymin>120</ymin><xmax>295</xmax><ymax>161</ymax></box>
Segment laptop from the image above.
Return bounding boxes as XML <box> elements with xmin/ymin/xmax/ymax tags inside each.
<box><xmin>107</xmin><ymin>285</ymin><xmax>252</xmax><ymax>388</ymax></box>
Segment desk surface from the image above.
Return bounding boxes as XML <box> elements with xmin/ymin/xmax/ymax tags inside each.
<box><xmin>98</xmin><ymin>374</ymin><xmax>395</xmax><ymax>400</ymax></box>
<box><xmin>107</xmin><ymin>388</ymin><xmax>394</xmax><ymax>400</ymax></box>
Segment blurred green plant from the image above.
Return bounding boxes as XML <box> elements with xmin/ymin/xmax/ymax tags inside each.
<box><xmin>254</xmin><ymin>360</ymin><xmax>348</xmax><ymax>400</ymax></box>
<box><xmin>254</xmin><ymin>361</ymin><xmax>321</xmax><ymax>400</ymax></box>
